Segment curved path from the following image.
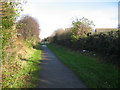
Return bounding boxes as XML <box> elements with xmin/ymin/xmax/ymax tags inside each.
<box><xmin>37</xmin><ymin>45</ymin><xmax>87</xmax><ymax>88</ymax></box>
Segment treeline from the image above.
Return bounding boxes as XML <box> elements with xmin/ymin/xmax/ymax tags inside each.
<box><xmin>46</xmin><ymin>17</ymin><xmax>120</xmax><ymax>65</ymax></box>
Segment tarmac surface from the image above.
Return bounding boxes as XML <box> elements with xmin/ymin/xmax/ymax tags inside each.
<box><xmin>37</xmin><ymin>45</ymin><xmax>87</xmax><ymax>88</ymax></box>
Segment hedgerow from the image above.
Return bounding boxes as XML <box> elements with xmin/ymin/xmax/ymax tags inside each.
<box><xmin>46</xmin><ymin>17</ymin><xmax>119</xmax><ymax>65</ymax></box>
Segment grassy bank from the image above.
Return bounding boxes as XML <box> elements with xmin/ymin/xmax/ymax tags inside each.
<box><xmin>2</xmin><ymin>41</ymin><xmax>42</xmax><ymax>88</ymax></box>
<box><xmin>47</xmin><ymin>44</ymin><xmax>118</xmax><ymax>88</ymax></box>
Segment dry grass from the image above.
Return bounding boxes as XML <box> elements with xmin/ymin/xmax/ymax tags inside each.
<box><xmin>2</xmin><ymin>39</ymin><xmax>41</xmax><ymax>88</ymax></box>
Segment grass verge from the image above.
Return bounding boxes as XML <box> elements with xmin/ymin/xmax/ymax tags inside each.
<box><xmin>47</xmin><ymin>43</ymin><xmax>118</xmax><ymax>88</ymax></box>
<box><xmin>2</xmin><ymin>43</ymin><xmax>42</xmax><ymax>88</ymax></box>
<box><xmin>20</xmin><ymin>49</ymin><xmax>41</xmax><ymax>88</ymax></box>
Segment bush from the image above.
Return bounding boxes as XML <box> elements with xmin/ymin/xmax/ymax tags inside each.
<box><xmin>46</xmin><ymin>17</ymin><xmax>119</xmax><ymax>65</ymax></box>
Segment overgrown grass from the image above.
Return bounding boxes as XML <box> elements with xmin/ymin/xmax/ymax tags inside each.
<box><xmin>20</xmin><ymin>49</ymin><xmax>41</xmax><ymax>88</ymax></box>
<box><xmin>2</xmin><ymin>43</ymin><xmax>42</xmax><ymax>88</ymax></box>
<box><xmin>47</xmin><ymin>43</ymin><xmax>118</xmax><ymax>88</ymax></box>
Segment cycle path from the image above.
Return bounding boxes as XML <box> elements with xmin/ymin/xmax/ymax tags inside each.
<box><xmin>37</xmin><ymin>45</ymin><xmax>88</xmax><ymax>88</ymax></box>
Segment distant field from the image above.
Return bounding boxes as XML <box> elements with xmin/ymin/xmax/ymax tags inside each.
<box><xmin>47</xmin><ymin>44</ymin><xmax>118</xmax><ymax>88</ymax></box>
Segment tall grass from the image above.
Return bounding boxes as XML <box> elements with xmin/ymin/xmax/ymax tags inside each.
<box><xmin>2</xmin><ymin>43</ymin><xmax>41</xmax><ymax>88</ymax></box>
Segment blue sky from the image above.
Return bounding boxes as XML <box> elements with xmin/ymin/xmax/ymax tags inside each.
<box><xmin>20</xmin><ymin>0</ymin><xmax>119</xmax><ymax>39</ymax></box>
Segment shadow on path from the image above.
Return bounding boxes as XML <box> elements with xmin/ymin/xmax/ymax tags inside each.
<box><xmin>37</xmin><ymin>45</ymin><xmax>88</xmax><ymax>88</ymax></box>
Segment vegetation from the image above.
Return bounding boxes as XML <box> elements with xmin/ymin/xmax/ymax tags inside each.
<box><xmin>45</xmin><ymin>17</ymin><xmax>119</xmax><ymax>88</ymax></box>
<box><xmin>47</xmin><ymin>44</ymin><xmax>119</xmax><ymax>88</ymax></box>
<box><xmin>1</xmin><ymin>0</ymin><xmax>41</xmax><ymax>88</ymax></box>
<box><xmin>1</xmin><ymin>0</ymin><xmax>119</xmax><ymax>88</ymax></box>
<box><xmin>71</xmin><ymin>17</ymin><xmax>94</xmax><ymax>40</ymax></box>
<box><xmin>3</xmin><ymin>42</ymin><xmax>41</xmax><ymax>88</ymax></box>
<box><xmin>16</xmin><ymin>15</ymin><xmax>40</xmax><ymax>46</ymax></box>
<box><xmin>46</xmin><ymin>17</ymin><xmax>119</xmax><ymax>65</ymax></box>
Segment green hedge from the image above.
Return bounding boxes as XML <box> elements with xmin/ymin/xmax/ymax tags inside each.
<box><xmin>51</xmin><ymin>30</ymin><xmax>120</xmax><ymax>64</ymax></box>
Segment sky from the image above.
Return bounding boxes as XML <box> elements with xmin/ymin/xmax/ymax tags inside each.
<box><xmin>19</xmin><ymin>0</ymin><xmax>119</xmax><ymax>39</ymax></box>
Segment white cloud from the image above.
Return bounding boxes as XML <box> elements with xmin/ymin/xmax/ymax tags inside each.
<box><xmin>70</xmin><ymin>7</ymin><xmax>118</xmax><ymax>28</ymax></box>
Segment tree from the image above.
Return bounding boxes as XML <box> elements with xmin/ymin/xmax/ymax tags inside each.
<box><xmin>16</xmin><ymin>15</ymin><xmax>40</xmax><ymax>45</ymax></box>
<box><xmin>1</xmin><ymin>0</ymin><xmax>24</xmax><ymax>48</ymax></box>
<box><xmin>71</xmin><ymin>17</ymin><xmax>95</xmax><ymax>40</ymax></box>
<box><xmin>52</xmin><ymin>28</ymin><xmax>64</xmax><ymax>42</ymax></box>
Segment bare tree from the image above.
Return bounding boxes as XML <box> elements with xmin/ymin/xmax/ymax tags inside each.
<box><xmin>16</xmin><ymin>15</ymin><xmax>40</xmax><ymax>43</ymax></box>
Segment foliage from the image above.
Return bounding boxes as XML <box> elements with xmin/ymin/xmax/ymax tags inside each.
<box><xmin>48</xmin><ymin>44</ymin><xmax>119</xmax><ymax>88</ymax></box>
<box><xmin>47</xmin><ymin>17</ymin><xmax>94</xmax><ymax>44</ymax></box>
<box><xmin>74</xmin><ymin>30</ymin><xmax>120</xmax><ymax>64</ymax></box>
<box><xmin>1</xmin><ymin>0</ymin><xmax>41</xmax><ymax>88</ymax></box>
<box><xmin>70</xmin><ymin>17</ymin><xmax>94</xmax><ymax>40</ymax></box>
<box><xmin>47</xmin><ymin>17</ymin><xmax>119</xmax><ymax>65</ymax></box>
<box><xmin>16</xmin><ymin>15</ymin><xmax>40</xmax><ymax>45</ymax></box>
<box><xmin>2</xmin><ymin>43</ymin><xmax>41</xmax><ymax>88</ymax></box>
<box><xmin>1</xmin><ymin>1</ymin><xmax>22</xmax><ymax>88</ymax></box>
<box><xmin>1</xmin><ymin>0</ymin><xmax>23</xmax><ymax>60</ymax></box>
<box><xmin>1</xmin><ymin>2</ymin><xmax>17</xmax><ymax>29</ymax></box>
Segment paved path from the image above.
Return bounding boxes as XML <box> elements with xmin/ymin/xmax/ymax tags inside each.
<box><xmin>37</xmin><ymin>45</ymin><xmax>87</xmax><ymax>88</ymax></box>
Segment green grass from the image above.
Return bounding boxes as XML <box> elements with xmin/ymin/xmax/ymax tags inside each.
<box><xmin>2</xmin><ymin>43</ymin><xmax>42</xmax><ymax>88</ymax></box>
<box><xmin>21</xmin><ymin>49</ymin><xmax>41</xmax><ymax>88</ymax></box>
<box><xmin>47</xmin><ymin>43</ymin><xmax>119</xmax><ymax>88</ymax></box>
